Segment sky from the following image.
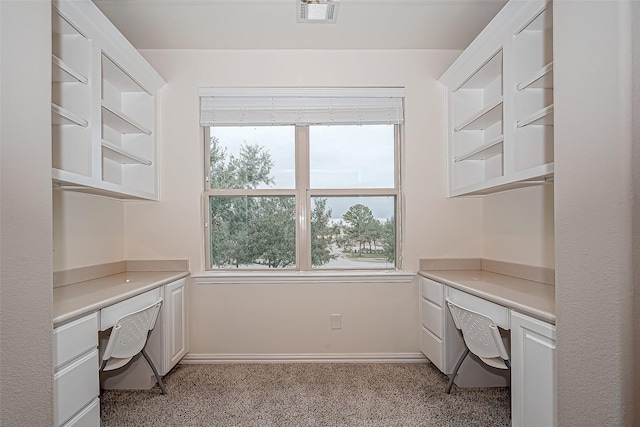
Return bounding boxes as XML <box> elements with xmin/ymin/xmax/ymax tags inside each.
<box><xmin>210</xmin><ymin>124</ymin><xmax>396</xmax><ymax>219</ymax></box>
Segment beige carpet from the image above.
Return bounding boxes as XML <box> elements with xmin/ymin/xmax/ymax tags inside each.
<box><xmin>101</xmin><ymin>363</ymin><xmax>510</xmax><ymax>426</ymax></box>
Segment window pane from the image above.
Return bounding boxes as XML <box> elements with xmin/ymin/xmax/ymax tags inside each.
<box><xmin>311</xmin><ymin>196</ymin><xmax>396</xmax><ymax>269</ymax></box>
<box><xmin>309</xmin><ymin>125</ymin><xmax>395</xmax><ymax>189</ymax></box>
<box><xmin>209</xmin><ymin>196</ymin><xmax>296</xmax><ymax>269</ymax></box>
<box><xmin>209</xmin><ymin>126</ymin><xmax>295</xmax><ymax>189</ymax></box>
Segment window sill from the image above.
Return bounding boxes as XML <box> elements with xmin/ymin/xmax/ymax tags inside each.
<box><xmin>192</xmin><ymin>270</ymin><xmax>415</xmax><ymax>284</ymax></box>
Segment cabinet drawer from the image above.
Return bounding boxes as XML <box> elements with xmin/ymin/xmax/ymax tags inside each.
<box><xmin>100</xmin><ymin>288</ymin><xmax>162</xmax><ymax>330</ymax></box>
<box><xmin>61</xmin><ymin>397</ymin><xmax>100</xmax><ymax>427</ymax></box>
<box><xmin>420</xmin><ymin>326</ymin><xmax>445</xmax><ymax>373</ymax></box>
<box><xmin>54</xmin><ymin>348</ymin><xmax>99</xmax><ymax>427</ymax></box>
<box><xmin>421</xmin><ymin>299</ymin><xmax>443</xmax><ymax>339</ymax></box>
<box><xmin>421</xmin><ymin>277</ymin><xmax>443</xmax><ymax>306</ymax></box>
<box><xmin>54</xmin><ymin>312</ymin><xmax>98</xmax><ymax>369</ymax></box>
<box><xmin>447</xmin><ymin>287</ymin><xmax>510</xmax><ymax>329</ymax></box>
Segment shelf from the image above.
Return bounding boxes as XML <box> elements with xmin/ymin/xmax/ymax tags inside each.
<box><xmin>53</xmin><ymin>168</ymin><xmax>156</xmax><ymax>200</ymax></box>
<box><xmin>102</xmin><ymin>55</ymin><xmax>147</xmax><ymax>93</ymax></box>
<box><xmin>450</xmin><ymin>163</ymin><xmax>554</xmax><ymax>197</ymax></box>
<box><xmin>517</xmin><ymin>62</ymin><xmax>553</xmax><ymax>91</ymax></box>
<box><xmin>102</xmin><ymin>140</ymin><xmax>152</xmax><ymax>166</ymax></box>
<box><xmin>454</xmin><ymin>98</ymin><xmax>503</xmax><ymax>131</ymax></box>
<box><xmin>52</xmin><ymin>55</ymin><xmax>88</xmax><ymax>84</ymax></box>
<box><xmin>101</xmin><ymin>104</ymin><xmax>151</xmax><ymax>135</ymax></box>
<box><xmin>517</xmin><ymin>104</ymin><xmax>554</xmax><ymax>128</ymax></box>
<box><xmin>455</xmin><ymin>135</ymin><xmax>504</xmax><ymax>162</ymax></box>
<box><xmin>458</xmin><ymin>50</ymin><xmax>503</xmax><ymax>90</ymax></box>
<box><xmin>52</xmin><ymin>103</ymin><xmax>88</xmax><ymax>127</ymax></box>
<box><xmin>520</xmin><ymin>2</ymin><xmax>553</xmax><ymax>32</ymax></box>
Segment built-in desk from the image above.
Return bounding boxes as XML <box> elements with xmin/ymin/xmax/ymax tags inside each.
<box><xmin>419</xmin><ymin>269</ymin><xmax>555</xmax><ymax>324</ymax></box>
<box><xmin>418</xmin><ymin>269</ymin><xmax>556</xmax><ymax>427</ymax></box>
<box><xmin>53</xmin><ymin>269</ymin><xmax>189</xmax><ymax>427</ymax></box>
<box><xmin>53</xmin><ymin>271</ymin><xmax>189</xmax><ymax>326</ymax></box>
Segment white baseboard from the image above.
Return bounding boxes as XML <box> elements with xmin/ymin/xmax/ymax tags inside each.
<box><xmin>181</xmin><ymin>352</ymin><xmax>427</xmax><ymax>364</ymax></box>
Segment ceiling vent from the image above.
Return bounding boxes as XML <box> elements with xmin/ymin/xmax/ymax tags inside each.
<box><xmin>297</xmin><ymin>0</ymin><xmax>340</xmax><ymax>24</ymax></box>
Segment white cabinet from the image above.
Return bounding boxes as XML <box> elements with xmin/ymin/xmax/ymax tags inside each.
<box><xmin>510</xmin><ymin>310</ymin><xmax>557</xmax><ymax>427</ymax></box>
<box><xmin>53</xmin><ymin>312</ymin><xmax>100</xmax><ymax>427</ymax></box>
<box><xmin>419</xmin><ymin>276</ymin><xmax>461</xmax><ymax>373</ymax></box>
<box><xmin>51</xmin><ymin>0</ymin><xmax>165</xmax><ymax>200</ymax></box>
<box><xmin>440</xmin><ymin>0</ymin><xmax>554</xmax><ymax>196</ymax></box>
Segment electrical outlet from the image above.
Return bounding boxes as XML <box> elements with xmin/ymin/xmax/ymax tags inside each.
<box><xmin>331</xmin><ymin>314</ymin><xmax>342</xmax><ymax>330</ymax></box>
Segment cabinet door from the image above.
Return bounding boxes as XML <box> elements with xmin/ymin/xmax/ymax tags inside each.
<box><xmin>164</xmin><ymin>278</ymin><xmax>188</xmax><ymax>373</ymax></box>
<box><xmin>510</xmin><ymin>311</ymin><xmax>556</xmax><ymax>427</ymax></box>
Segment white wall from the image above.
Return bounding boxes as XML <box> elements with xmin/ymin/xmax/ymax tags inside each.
<box><xmin>555</xmin><ymin>1</ymin><xmax>637</xmax><ymax>425</ymax></box>
<box><xmin>123</xmin><ymin>49</ymin><xmax>483</xmax><ymax>356</ymax></box>
<box><xmin>482</xmin><ymin>185</ymin><xmax>555</xmax><ymax>268</ymax></box>
<box><xmin>0</xmin><ymin>1</ymin><xmax>53</xmax><ymax>424</ymax></box>
<box><xmin>53</xmin><ymin>191</ymin><xmax>125</xmax><ymax>271</ymax></box>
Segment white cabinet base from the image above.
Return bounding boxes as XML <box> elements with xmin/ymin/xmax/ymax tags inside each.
<box><xmin>61</xmin><ymin>397</ymin><xmax>100</xmax><ymax>427</ymax></box>
<box><xmin>510</xmin><ymin>310</ymin><xmax>556</xmax><ymax>427</ymax></box>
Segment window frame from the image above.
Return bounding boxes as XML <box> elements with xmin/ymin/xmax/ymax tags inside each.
<box><xmin>203</xmin><ymin>124</ymin><xmax>402</xmax><ymax>272</ymax></box>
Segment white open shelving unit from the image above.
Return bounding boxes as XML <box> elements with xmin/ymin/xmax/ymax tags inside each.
<box><xmin>440</xmin><ymin>0</ymin><xmax>554</xmax><ymax>197</ymax></box>
<box><xmin>51</xmin><ymin>0</ymin><xmax>165</xmax><ymax>200</ymax></box>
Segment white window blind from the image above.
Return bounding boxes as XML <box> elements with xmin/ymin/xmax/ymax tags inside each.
<box><xmin>199</xmin><ymin>87</ymin><xmax>404</xmax><ymax>126</ymax></box>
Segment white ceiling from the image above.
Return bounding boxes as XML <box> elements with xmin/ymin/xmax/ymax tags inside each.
<box><xmin>92</xmin><ymin>0</ymin><xmax>507</xmax><ymax>50</ymax></box>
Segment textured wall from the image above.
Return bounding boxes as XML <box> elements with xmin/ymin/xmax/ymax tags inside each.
<box><xmin>53</xmin><ymin>191</ymin><xmax>125</xmax><ymax>271</ymax></box>
<box><xmin>555</xmin><ymin>1</ymin><xmax>636</xmax><ymax>425</ymax></box>
<box><xmin>0</xmin><ymin>1</ymin><xmax>53</xmax><ymax>424</ymax></box>
<box><xmin>483</xmin><ymin>185</ymin><xmax>555</xmax><ymax>268</ymax></box>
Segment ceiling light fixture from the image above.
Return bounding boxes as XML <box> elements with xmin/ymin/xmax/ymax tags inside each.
<box><xmin>297</xmin><ymin>0</ymin><xmax>340</xmax><ymax>24</ymax></box>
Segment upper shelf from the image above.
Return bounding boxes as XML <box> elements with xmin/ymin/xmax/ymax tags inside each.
<box><xmin>101</xmin><ymin>104</ymin><xmax>151</xmax><ymax>135</ymax></box>
<box><xmin>101</xmin><ymin>140</ymin><xmax>152</xmax><ymax>166</ymax></box>
<box><xmin>102</xmin><ymin>55</ymin><xmax>147</xmax><ymax>94</ymax></box>
<box><xmin>457</xmin><ymin>50</ymin><xmax>503</xmax><ymax>90</ymax></box>
<box><xmin>455</xmin><ymin>135</ymin><xmax>504</xmax><ymax>162</ymax></box>
<box><xmin>52</xmin><ymin>55</ymin><xmax>88</xmax><ymax>84</ymax></box>
<box><xmin>52</xmin><ymin>103</ymin><xmax>88</xmax><ymax>127</ymax></box>
<box><xmin>517</xmin><ymin>104</ymin><xmax>554</xmax><ymax>128</ymax></box>
<box><xmin>517</xmin><ymin>62</ymin><xmax>553</xmax><ymax>91</ymax></box>
<box><xmin>454</xmin><ymin>98</ymin><xmax>503</xmax><ymax>131</ymax></box>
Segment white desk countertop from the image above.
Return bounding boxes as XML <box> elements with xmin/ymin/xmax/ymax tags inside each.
<box><xmin>53</xmin><ymin>271</ymin><xmax>189</xmax><ymax>326</ymax></box>
<box><xmin>418</xmin><ymin>269</ymin><xmax>555</xmax><ymax>324</ymax></box>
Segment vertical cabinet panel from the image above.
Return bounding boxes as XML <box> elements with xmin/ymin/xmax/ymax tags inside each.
<box><xmin>510</xmin><ymin>310</ymin><xmax>557</xmax><ymax>427</ymax></box>
<box><xmin>164</xmin><ymin>278</ymin><xmax>188</xmax><ymax>373</ymax></box>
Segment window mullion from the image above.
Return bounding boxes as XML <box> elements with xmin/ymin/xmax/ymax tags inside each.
<box><xmin>296</xmin><ymin>125</ymin><xmax>311</xmax><ymax>271</ymax></box>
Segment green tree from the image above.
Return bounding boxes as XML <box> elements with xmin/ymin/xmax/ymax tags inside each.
<box><xmin>380</xmin><ymin>217</ymin><xmax>395</xmax><ymax>263</ymax></box>
<box><xmin>311</xmin><ymin>198</ymin><xmax>338</xmax><ymax>265</ymax></box>
<box><xmin>342</xmin><ymin>204</ymin><xmax>377</xmax><ymax>254</ymax></box>
<box><xmin>247</xmin><ymin>196</ymin><xmax>296</xmax><ymax>268</ymax></box>
<box><xmin>208</xmin><ymin>136</ymin><xmax>334</xmax><ymax>268</ymax></box>
<box><xmin>209</xmin><ymin>136</ymin><xmax>273</xmax><ymax>189</ymax></box>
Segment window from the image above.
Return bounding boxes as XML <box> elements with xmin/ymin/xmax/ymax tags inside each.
<box><xmin>201</xmin><ymin>88</ymin><xmax>403</xmax><ymax>271</ymax></box>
